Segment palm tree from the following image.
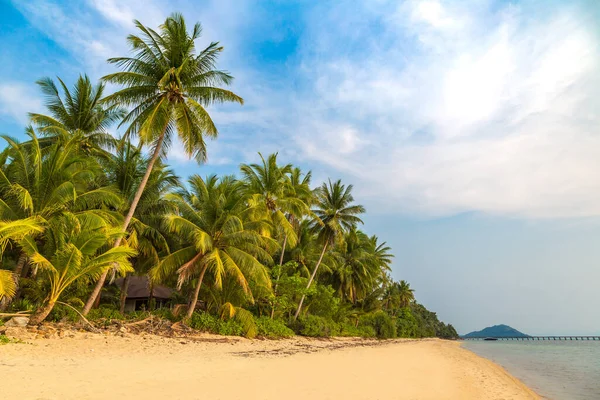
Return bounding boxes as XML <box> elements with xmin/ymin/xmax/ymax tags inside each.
<box><xmin>29</xmin><ymin>75</ymin><xmax>124</xmax><ymax>158</ymax></box>
<box><xmin>151</xmin><ymin>175</ymin><xmax>273</xmax><ymax>319</ymax></box>
<box><xmin>0</xmin><ymin>130</ymin><xmax>122</xmax><ymax>310</ymax></box>
<box><xmin>24</xmin><ymin>214</ymin><xmax>135</xmax><ymax>325</ymax></box>
<box><xmin>397</xmin><ymin>280</ymin><xmax>415</xmax><ymax>308</ymax></box>
<box><xmin>104</xmin><ymin>140</ymin><xmax>179</xmax><ymax>312</ymax></box>
<box><xmin>331</xmin><ymin>229</ymin><xmax>392</xmax><ymax>304</ymax></box>
<box><xmin>383</xmin><ymin>280</ymin><xmax>415</xmax><ymax>314</ymax></box>
<box><xmin>83</xmin><ymin>13</ymin><xmax>243</xmax><ymax>314</ymax></box>
<box><xmin>293</xmin><ymin>179</ymin><xmax>365</xmax><ymax>320</ymax></box>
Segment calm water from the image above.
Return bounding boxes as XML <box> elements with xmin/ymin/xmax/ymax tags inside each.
<box><xmin>462</xmin><ymin>340</ymin><xmax>600</xmax><ymax>400</ymax></box>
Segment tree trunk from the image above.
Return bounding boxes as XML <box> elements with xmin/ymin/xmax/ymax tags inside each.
<box><xmin>82</xmin><ymin>129</ymin><xmax>168</xmax><ymax>315</ymax></box>
<box><xmin>0</xmin><ymin>253</ymin><xmax>27</xmax><ymax>311</ymax></box>
<box><xmin>28</xmin><ymin>300</ymin><xmax>56</xmax><ymax>326</ymax></box>
<box><xmin>293</xmin><ymin>242</ymin><xmax>328</xmax><ymax>321</ymax></box>
<box><xmin>185</xmin><ymin>265</ymin><xmax>208</xmax><ymax>319</ymax></box>
<box><xmin>119</xmin><ymin>273</ymin><xmax>132</xmax><ymax>314</ymax></box>
<box><xmin>270</xmin><ymin>233</ymin><xmax>288</xmax><ymax>319</ymax></box>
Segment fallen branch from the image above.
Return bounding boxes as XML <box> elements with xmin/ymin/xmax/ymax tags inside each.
<box><xmin>0</xmin><ymin>313</ymin><xmax>32</xmax><ymax>318</ymax></box>
<box><xmin>55</xmin><ymin>301</ymin><xmax>100</xmax><ymax>333</ymax></box>
<box><xmin>125</xmin><ymin>316</ymin><xmax>154</xmax><ymax>327</ymax></box>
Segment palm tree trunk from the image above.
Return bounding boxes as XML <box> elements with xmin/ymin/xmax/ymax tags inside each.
<box><xmin>270</xmin><ymin>233</ymin><xmax>288</xmax><ymax>319</ymax></box>
<box><xmin>0</xmin><ymin>253</ymin><xmax>27</xmax><ymax>311</ymax></box>
<box><xmin>82</xmin><ymin>129</ymin><xmax>168</xmax><ymax>315</ymax></box>
<box><xmin>119</xmin><ymin>273</ymin><xmax>132</xmax><ymax>314</ymax></box>
<box><xmin>185</xmin><ymin>265</ymin><xmax>208</xmax><ymax>319</ymax></box>
<box><xmin>28</xmin><ymin>300</ymin><xmax>56</xmax><ymax>326</ymax></box>
<box><xmin>293</xmin><ymin>242</ymin><xmax>328</xmax><ymax>321</ymax></box>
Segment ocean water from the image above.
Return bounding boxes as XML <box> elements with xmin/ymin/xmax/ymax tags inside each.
<box><xmin>462</xmin><ymin>340</ymin><xmax>600</xmax><ymax>400</ymax></box>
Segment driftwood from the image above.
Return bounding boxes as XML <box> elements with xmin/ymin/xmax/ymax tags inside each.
<box><xmin>0</xmin><ymin>312</ymin><xmax>31</xmax><ymax>318</ymax></box>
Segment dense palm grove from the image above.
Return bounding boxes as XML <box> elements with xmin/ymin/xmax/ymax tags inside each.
<box><xmin>0</xmin><ymin>14</ymin><xmax>458</xmax><ymax>340</ymax></box>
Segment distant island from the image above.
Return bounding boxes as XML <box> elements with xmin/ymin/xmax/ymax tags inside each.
<box><xmin>463</xmin><ymin>324</ymin><xmax>530</xmax><ymax>338</ymax></box>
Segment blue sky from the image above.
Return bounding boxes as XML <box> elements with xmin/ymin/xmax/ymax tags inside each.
<box><xmin>1</xmin><ymin>0</ymin><xmax>599</xmax><ymax>335</ymax></box>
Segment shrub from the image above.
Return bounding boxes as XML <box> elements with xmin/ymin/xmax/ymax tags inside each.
<box><xmin>87</xmin><ymin>305</ymin><xmax>126</xmax><ymax>322</ymax></box>
<box><xmin>338</xmin><ymin>323</ymin><xmax>376</xmax><ymax>338</ymax></box>
<box><xmin>297</xmin><ymin>315</ymin><xmax>336</xmax><ymax>337</ymax></box>
<box><xmin>255</xmin><ymin>317</ymin><xmax>295</xmax><ymax>339</ymax></box>
<box><xmin>359</xmin><ymin>311</ymin><xmax>397</xmax><ymax>339</ymax></box>
<box><xmin>188</xmin><ymin>312</ymin><xmax>244</xmax><ymax>337</ymax></box>
<box><xmin>47</xmin><ymin>303</ymin><xmax>80</xmax><ymax>323</ymax></box>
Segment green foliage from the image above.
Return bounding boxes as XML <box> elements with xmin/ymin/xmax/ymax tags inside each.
<box><xmin>296</xmin><ymin>315</ymin><xmax>337</xmax><ymax>337</ymax></box>
<box><xmin>47</xmin><ymin>303</ymin><xmax>81</xmax><ymax>323</ymax></box>
<box><xmin>87</xmin><ymin>305</ymin><xmax>127</xmax><ymax>322</ymax></box>
<box><xmin>359</xmin><ymin>311</ymin><xmax>397</xmax><ymax>339</ymax></box>
<box><xmin>188</xmin><ymin>312</ymin><xmax>244</xmax><ymax>336</ymax></box>
<box><xmin>337</xmin><ymin>323</ymin><xmax>376</xmax><ymax>338</ymax></box>
<box><xmin>255</xmin><ymin>317</ymin><xmax>294</xmax><ymax>339</ymax></box>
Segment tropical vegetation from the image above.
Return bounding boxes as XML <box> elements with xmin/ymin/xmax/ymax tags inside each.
<box><xmin>0</xmin><ymin>13</ymin><xmax>457</xmax><ymax>340</ymax></box>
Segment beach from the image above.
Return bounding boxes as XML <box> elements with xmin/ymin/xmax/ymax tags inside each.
<box><xmin>0</xmin><ymin>333</ymin><xmax>539</xmax><ymax>400</ymax></box>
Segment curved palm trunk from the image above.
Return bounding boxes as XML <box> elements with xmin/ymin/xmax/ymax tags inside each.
<box><xmin>119</xmin><ymin>273</ymin><xmax>132</xmax><ymax>314</ymax></box>
<box><xmin>185</xmin><ymin>265</ymin><xmax>208</xmax><ymax>319</ymax></box>
<box><xmin>270</xmin><ymin>233</ymin><xmax>288</xmax><ymax>319</ymax></box>
<box><xmin>28</xmin><ymin>300</ymin><xmax>56</xmax><ymax>326</ymax></box>
<box><xmin>293</xmin><ymin>242</ymin><xmax>328</xmax><ymax>321</ymax></box>
<box><xmin>0</xmin><ymin>253</ymin><xmax>27</xmax><ymax>311</ymax></box>
<box><xmin>83</xmin><ymin>129</ymin><xmax>167</xmax><ymax>315</ymax></box>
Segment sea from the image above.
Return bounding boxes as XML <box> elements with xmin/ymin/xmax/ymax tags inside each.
<box><xmin>462</xmin><ymin>340</ymin><xmax>600</xmax><ymax>400</ymax></box>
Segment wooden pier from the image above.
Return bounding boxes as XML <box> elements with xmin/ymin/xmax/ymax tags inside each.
<box><xmin>462</xmin><ymin>336</ymin><xmax>600</xmax><ymax>341</ymax></box>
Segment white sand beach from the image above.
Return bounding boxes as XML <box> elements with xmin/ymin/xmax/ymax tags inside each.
<box><xmin>0</xmin><ymin>333</ymin><xmax>539</xmax><ymax>400</ymax></box>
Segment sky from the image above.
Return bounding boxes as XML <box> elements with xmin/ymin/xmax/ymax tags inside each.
<box><xmin>1</xmin><ymin>0</ymin><xmax>599</xmax><ymax>335</ymax></box>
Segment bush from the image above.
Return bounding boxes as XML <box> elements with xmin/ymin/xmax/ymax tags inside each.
<box><xmin>255</xmin><ymin>317</ymin><xmax>295</xmax><ymax>339</ymax></box>
<box><xmin>188</xmin><ymin>312</ymin><xmax>244</xmax><ymax>337</ymax></box>
<box><xmin>338</xmin><ymin>323</ymin><xmax>376</xmax><ymax>338</ymax></box>
<box><xmin>47</xmin><ymin>303</ymin><xmax>80</xmax><ymax>323</ymax></box>
<box><xmin>87</xmin><ymin>305</ymin><xmax>126</xmax><ymax>322</ymax></box>
<box><xmin>297</xmin><ymin>315</ymin><xmax>336</xmax><ymax>337</ymax></box>
<box><xmin>359</xmin><ymin>311</ymin><xmax>397</xmax><ymax>339</ymax></box>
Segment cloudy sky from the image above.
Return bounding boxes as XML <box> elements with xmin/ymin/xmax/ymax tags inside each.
<box><xmin>1</xmin><ymin>0</ymin><xmax>599</xmax><ymax>335</ymax></box>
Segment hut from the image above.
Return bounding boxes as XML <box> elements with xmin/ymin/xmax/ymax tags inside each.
<box><xmin>115</xmin><ymin>275</ymin><xmax>173</xmax><ymax>312</ymax></box>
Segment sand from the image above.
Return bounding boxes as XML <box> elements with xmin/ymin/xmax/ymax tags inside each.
<box><xmin>0</xmin><ymin>332</ymin><xmax>539</xmax><ymax>400</ymax></box>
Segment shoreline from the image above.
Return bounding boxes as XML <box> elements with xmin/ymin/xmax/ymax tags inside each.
<box><xmin>0</xmin><ymin>331</ymin><xmax>541</xmax><ymax>399</ymax></box>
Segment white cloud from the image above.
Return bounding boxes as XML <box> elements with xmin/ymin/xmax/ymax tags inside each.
<box><xmin>292</xmin><ymin>0</ymin><xmax>600</xmax><ymax>218</ymax></box>
<box><xmin>0</xmin><ymin>82</ymin><xmax>43</xmax><ymax>125</ymax></box>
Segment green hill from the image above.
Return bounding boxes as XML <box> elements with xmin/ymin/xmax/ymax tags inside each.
<box><xmin>463</xmin><ymin>324</ymin><xmax>529</xmax><ymax>338</ymax></box>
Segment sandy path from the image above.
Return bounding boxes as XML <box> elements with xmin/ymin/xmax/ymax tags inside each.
<box><xmin>0</xmin><ymin>334</ymin><xmax>539</xmax><ymax>400</ymax></box>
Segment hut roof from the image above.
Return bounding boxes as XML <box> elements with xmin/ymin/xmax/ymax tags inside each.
<box><xmin>115</xmin><ymin>276</ymin><xmax>173</xmax><ymax>300</ymax></box>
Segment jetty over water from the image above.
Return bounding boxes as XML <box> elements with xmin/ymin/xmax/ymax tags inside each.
<box><xmin>463</xmin><ymin>336</ymin><xmax>600</xmax><ymax>341</ymax></box>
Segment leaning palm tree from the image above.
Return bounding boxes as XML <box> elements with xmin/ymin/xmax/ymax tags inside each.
<box><xmin>83</xmin><ymin>13</ymin><xmax>243</xmax><ymax>314</ymax></box>
<box><xmin>24</xmin><ymin>213</ymin><xmax>135</xmax><ymax>325</ymax></box>
<box><xmin>151</xmin><ymin>175</ymin><xmax>273</xmax><ymax>319</ymax></box>
<box><xmin>293</xmin><ymin>179</ymin><xmax>365</xmax><ymax>320</ymax></box>
<box><xmin>29</xmin><ymin>75</ymin><xmax>124</xmax><ymax>158</ymax></box>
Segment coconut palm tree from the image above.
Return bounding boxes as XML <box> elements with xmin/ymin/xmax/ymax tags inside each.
<box><xmin>397</xmin><ymin>280</ymin><xmax>415</xmax><ymax>308</ymax></box>
<box><xmin>84</xmin><ymin>13</ymin><xmax>243</xmax><ymax>314</ymax></box>
<box><xmin>331</xmin><ymin>229</ymin><xmax>392</xmax><ymax>304</ymax></box>
<box><xmin>24</xmin><ymin>213</ymin><xmax>134</xmax><ymax>325</ymax></box>
<box><xmin>0</xmin><ymin>130</ymin><xmax>122</xmax><ymax>310</ymax></box>
<box><xmin>103</xmin><ymin>140</ymin><xmax>180</xmax><ymax>312</ymax></box>
<box><xmin>29</xmin><ymin>75</ymin><xmax>124</xmax><ymax>158</ymax></box>
<box><xmin>151</xmin><ymin>174</ymin><xmax>273</xmax><ymax>319</ymax></box>
<box><xmin>293</xmin><ymin>179</ymin><xmax>365</xmax><ymax>320</ymax></box>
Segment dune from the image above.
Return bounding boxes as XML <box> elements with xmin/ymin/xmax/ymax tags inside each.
<box><xmin>0</xmin><ymin>333</ymin><xmax>539</xmax><ymax>399</ymax></box>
